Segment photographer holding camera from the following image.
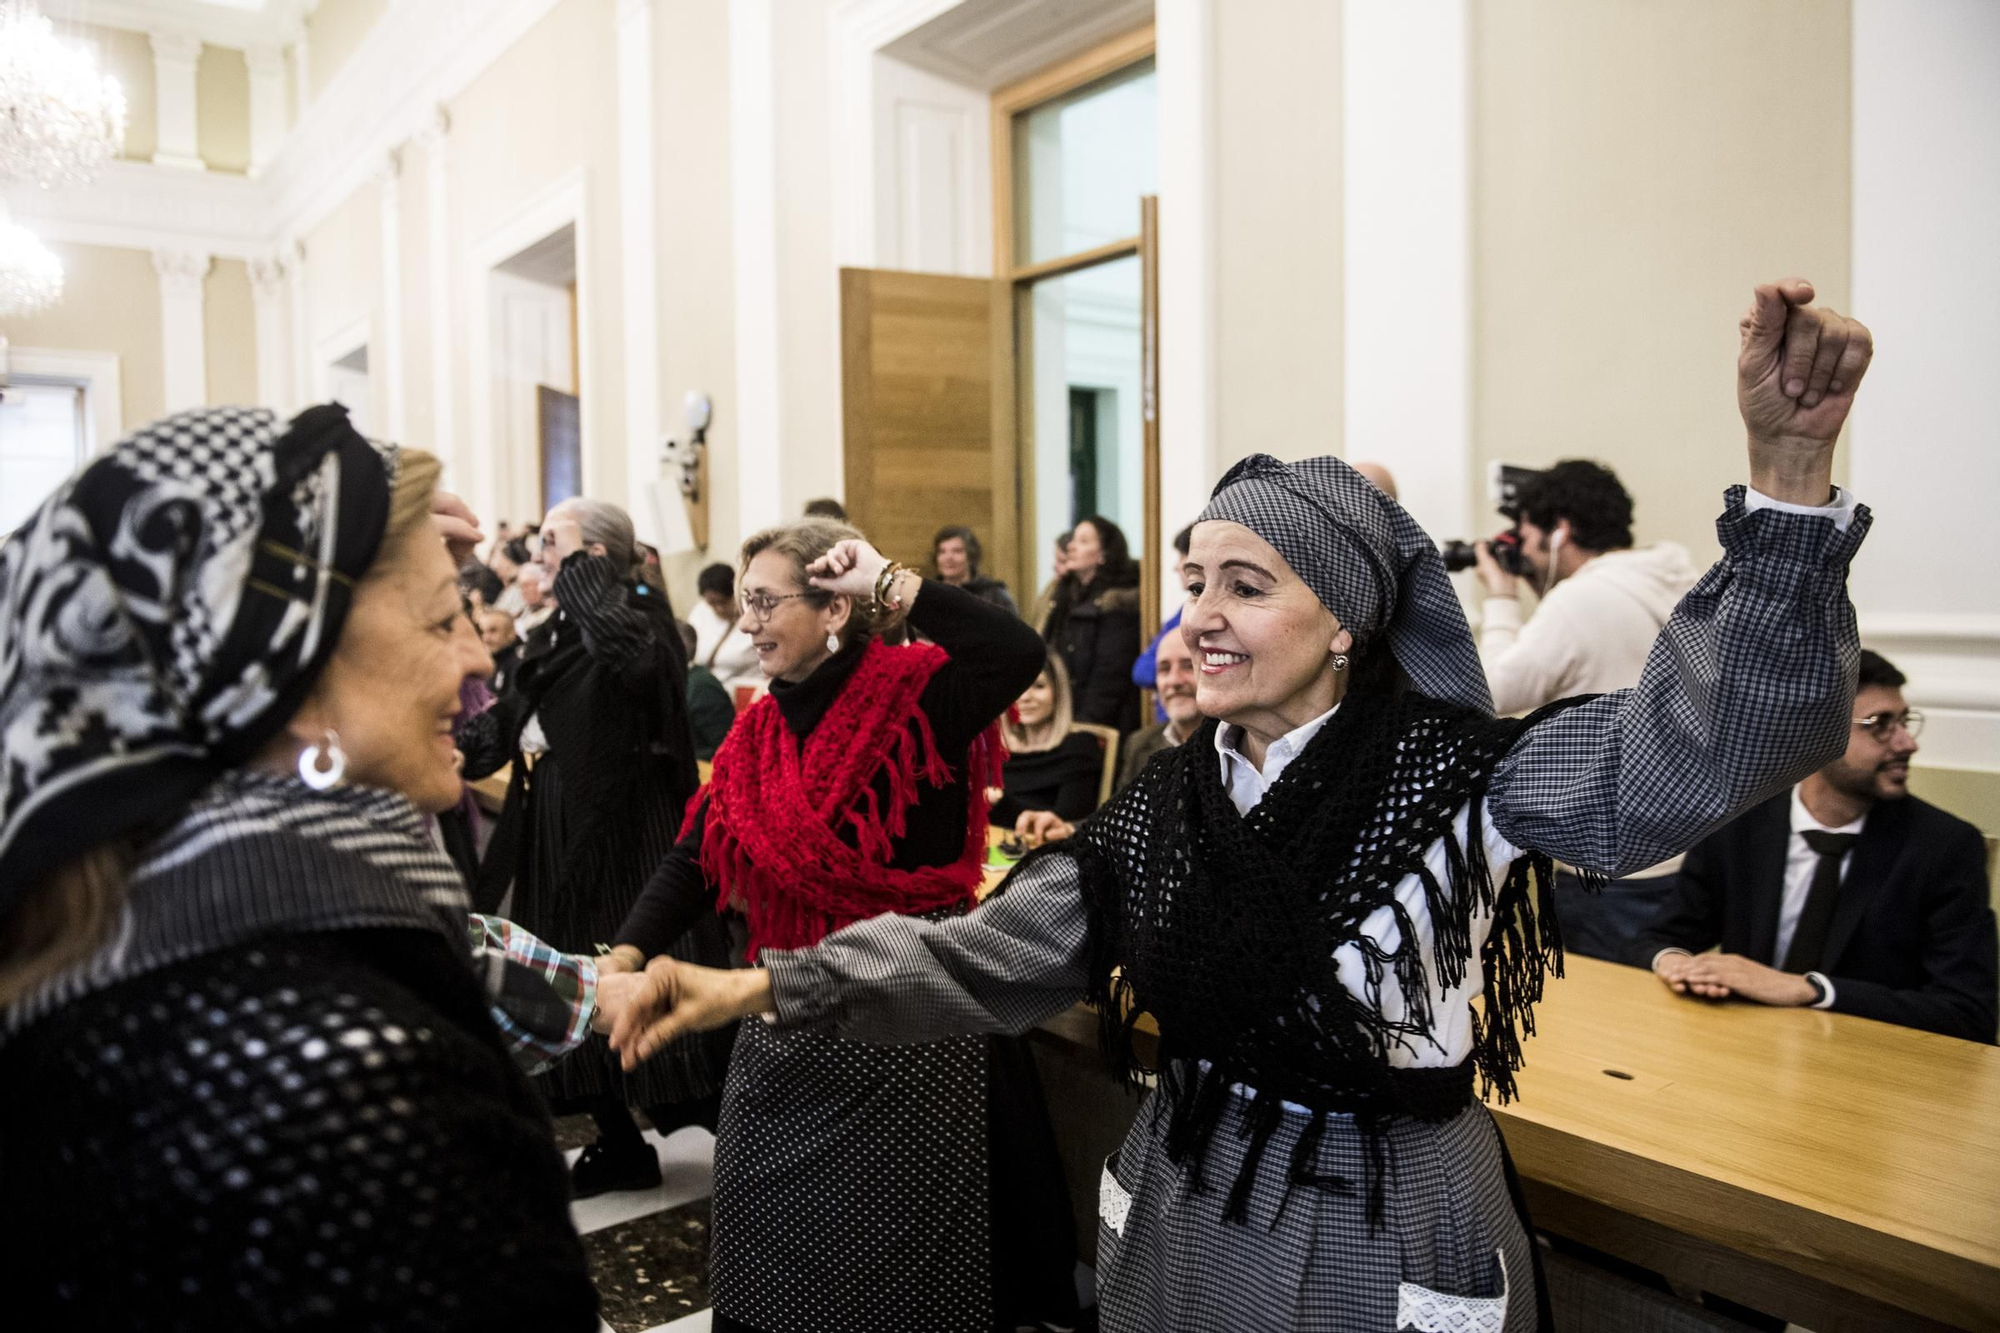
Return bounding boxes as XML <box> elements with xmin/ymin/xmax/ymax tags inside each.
<box><xmin>1476</xmin><ymin>460</ymin><xmax>1701</xmax><ymax>959</ymax></box>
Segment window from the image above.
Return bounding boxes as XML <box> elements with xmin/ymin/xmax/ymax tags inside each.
<box><xmin>0</xmin><ymin>381</ymin><xmax>88</xmax><ymax>536</ymax></box>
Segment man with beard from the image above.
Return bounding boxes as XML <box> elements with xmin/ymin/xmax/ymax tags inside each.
<box><xmin>1118</xmin><ymin>629</ymin><xmax>1201</xmax><ymax>791</ymax></box>
<box><xmin>1636</xmin><ymin>650</ymin><xmax>1996</xmax><ymax>1042</ymax></box>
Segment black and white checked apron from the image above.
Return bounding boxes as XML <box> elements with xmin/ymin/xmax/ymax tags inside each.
<box><xmin>1095</xmin><ymin>1070</ymin><xmax>1534</xmax><ymax>1332</ymax></box>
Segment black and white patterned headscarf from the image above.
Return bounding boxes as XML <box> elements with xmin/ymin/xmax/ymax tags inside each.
<box><xmin>0</xmin><ymin>404</ymin><xmax>396</xmax><ymax>908</ymax></box>
<box><xmin>1197</xmin><ymin>454</ymin><xmax>1493</xmax><ymax>714</ymax></box>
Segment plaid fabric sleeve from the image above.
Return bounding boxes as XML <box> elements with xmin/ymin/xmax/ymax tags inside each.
<box><xmin>466</xmin><ymin>913</ymin><xmax>599</xmax><ymax>1075</ymax></box>
<box><xmin>763</xmin><ymin>851</ymin><xmax>1091</xmax><ymax>1043</ymax></box>
<box><xmin>1489</xmin><ymin>487</ymin><xmax>1872</xmax><ymax>878</ymax></box>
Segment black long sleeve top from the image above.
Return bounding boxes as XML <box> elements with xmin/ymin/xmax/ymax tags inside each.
<box><xmin>616</xmin><ymin>578</ymin><xmax>1045</xmax><ymax>959</ymax></box>
<box><xmin>988</xmin><ymin>731</ymin><xmax>1103</xmax><ymax>828</ymax></box>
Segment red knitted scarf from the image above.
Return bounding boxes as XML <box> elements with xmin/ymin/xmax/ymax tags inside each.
<box><xmin>696</xmin><ymin>640</ymin><xmax>1007</xmax><ymax>960</ymax></box>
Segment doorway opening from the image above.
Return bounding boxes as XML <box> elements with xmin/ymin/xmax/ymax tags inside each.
<box><xmin>487</xmin><ymin>223</ymin><xmax>579</xmax><ymax>525</ymax></box>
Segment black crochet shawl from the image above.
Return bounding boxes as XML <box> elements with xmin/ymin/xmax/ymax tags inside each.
<box><xmin>1057</xmin><ymin>688</ymin><xmax>1588</xmax><ymax>1223</ymax></box>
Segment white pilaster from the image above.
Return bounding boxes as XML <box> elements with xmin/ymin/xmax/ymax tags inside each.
<box><xmin>153</xmin><ymin>249</ymin><xmax>212</xmax><ymax>412</ymax></box>
<box><xmin>377</xmin><ymin>150</ymin><xmax>408</xmax><ymax>443</ymax></box>
<box><xmin>1850</xmin><ymin>0</ymin><xmax>2000</xmax><ymax>769</ymax></box>
<box><xmin>149</xmin><ymin>31</ymin><xmax>207</xmax><ymax>172</ymax></box>
<box><xmin>246</xmin><ymin>44</ymin><xmax>289</xmax><ymax>175</ymax></box>
<box><xmin>287</xmin><ymin>239</ymin><xmax>311</xmax><ymax>408</ymax></box>
<box><xmin>248</xmin><ymin>255</ymin><xmax>291</xmax><ymax>412</ymax></box>
<box><xmin>729</xmin><ymin>0</ymin><xmax>784</xmax><ymax>537</ymax></box>
<box><xmin>291</xmin><ymin>31</ymin><xmax>311</xmax><ymax>121</ymax></box>
<box><xmin>618</xmin><ymin>0</ymin><xmax>663</xmax><ymax>542</ymax></box>
<box><xmin>1155</xmin><ymin>0</ymin><xmax>1219</xmax><ymax>605</ymax></box>
<box><xmin>1339</xmin><ymin>0</ymin><xmax>1472</xmax><ymax>543</ymax></box>
<box><xmin>416</xmin><ymin>108</ymin><xmax>456</xmax><ymax>478</ymax></box>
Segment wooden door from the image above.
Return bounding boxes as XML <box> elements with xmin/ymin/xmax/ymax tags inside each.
<box><xmin>840</xmin><ymin>269</ymin><xmax>1017</xmax><ymax>598</ymax></box>
<box><xmin>537</xmin><ymin>385</ymin><xmax>581</xmax><ymax>513</ymax></box>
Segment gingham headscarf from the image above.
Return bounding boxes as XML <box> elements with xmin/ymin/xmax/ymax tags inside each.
<box><xmin>1197</xmin><ymin>454</ymin><xmax>1493</xmax><ymax>714</ymax></box>
<box><xmin>0</xmin><ymin>404</ymin><xmax>397</xmax><ymax>906</ymax></box>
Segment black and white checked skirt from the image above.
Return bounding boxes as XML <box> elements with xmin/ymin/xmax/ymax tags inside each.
<box><xmin>1095</xmin><ymin>1071</ymin><xmax>1536</xmax><ymax>1332</ymax></box>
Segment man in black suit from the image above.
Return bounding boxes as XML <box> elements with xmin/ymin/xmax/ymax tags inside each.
<box><xmin>1634</xmin><ymin>650</ymin><xmax>1997</xmax><ymax>1042</ymax></box>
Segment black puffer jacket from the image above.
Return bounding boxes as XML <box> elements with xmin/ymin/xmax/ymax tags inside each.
<box><xmin>1046</xmin><ymin>571</ymin><xmax>1143</xmax><ymax>732</ymax></box>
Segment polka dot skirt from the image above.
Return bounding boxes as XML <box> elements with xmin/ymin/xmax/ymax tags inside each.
<box><xmin>710</xmin><ymin>1018</ymin><xmax>993</xmax><ymax>1332</ymax></box>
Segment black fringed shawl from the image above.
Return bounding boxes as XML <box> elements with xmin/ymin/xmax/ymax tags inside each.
<box><xmin>1058</xmin><ymin>688</ymin><xmax>1591</xmax><ymax>1225</ymax></box>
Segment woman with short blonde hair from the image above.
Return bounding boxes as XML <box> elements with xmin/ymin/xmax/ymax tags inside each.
<box><xmin>0</xmin><ymin>405</ymin><xmax>600</xmax><ymax>1329</ymax></box>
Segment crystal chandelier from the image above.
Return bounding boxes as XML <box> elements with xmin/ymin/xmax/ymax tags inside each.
<box><xmin>0</xmin><ymin>0</ymin><xmax>128</xmax><ymax>189</ymax></box>
<box><xmin>0</xmin><ymin>198</ymin><xmax>63</xmax><ymax>317</ymax></box>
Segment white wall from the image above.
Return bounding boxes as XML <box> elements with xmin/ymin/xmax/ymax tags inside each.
<box><xmin>1850</xmin><ymin>0</ymin><xmax>2000</xmax><ymax>775</ymax></box>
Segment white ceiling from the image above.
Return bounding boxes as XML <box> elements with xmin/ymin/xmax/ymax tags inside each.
<box><xmin>881</xmin><ymin>0</ymin><xmax>1154</xmax><ymax>91</ymax></box>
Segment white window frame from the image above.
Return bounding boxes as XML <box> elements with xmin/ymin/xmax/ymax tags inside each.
<box><xmin>2</xmin><ymin>346</ymin><xmax>123</xmax><ymax>454</ymax></box>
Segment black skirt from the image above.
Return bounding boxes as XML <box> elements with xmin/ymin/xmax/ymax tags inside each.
<box><xmin>511</xmin><ymin>755</ymin><xmax>735</xmax><ymax>1109</ymax></box>
<box><xmin>709</xmin><ymin>1018</ymin><xmax>1079</xmax><ymax>1332</ymax></box>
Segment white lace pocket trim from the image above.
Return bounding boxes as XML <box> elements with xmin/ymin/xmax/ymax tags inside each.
<box><xmin>1396</xmin><ymin>1248</ymin><xmax>1509</xmax><ymax>1333</ymax></box>
<box><xmin>1098</xmin><ymin>1159</ymin><xmax>1132</xmax><ymax>1237</ymax></box>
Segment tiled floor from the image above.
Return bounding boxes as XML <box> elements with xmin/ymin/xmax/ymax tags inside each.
<box><xmin>556</xmin><ymin>1115</ymin><xmax>719</xmax><ymax>1333</ymax></box>
<box><xmin>562</xmin><ymin>1113</ymin><xmax>1096</xmax><ymax>1333</ymax></box>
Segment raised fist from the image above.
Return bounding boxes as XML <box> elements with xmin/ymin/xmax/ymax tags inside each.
<box><xmin>1737</xmin><ymin>278</ymin><xmax>1872</xmax><ymax>504</ymax></box>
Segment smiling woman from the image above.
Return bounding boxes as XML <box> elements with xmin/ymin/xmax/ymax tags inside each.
<box><xmin>0</xmin><ymin>405</ymin><xmax>601</xmax><ymax>1330</ymax></box>
<box><xmin>601</xmin><ymin>280</ymin><xmax>1881</xmax><ymax>1333</ymax></box>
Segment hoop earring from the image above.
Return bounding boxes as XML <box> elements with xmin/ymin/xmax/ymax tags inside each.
<box><xmin>1331</xmin><ymin>653</ymin><xmax>1350</xmax><ymax>673</ymax></box>
<box><xmin>826</xmin><ymin>631</ymin><xmax>841</xmax><ymax>655</ymax></box>
<box><xmin>298</xmin><ymin>730</ymin><xmax>347</xmax><ymax>790</ymax></box>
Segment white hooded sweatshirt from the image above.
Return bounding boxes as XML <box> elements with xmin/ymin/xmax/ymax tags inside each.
<box><xmin>1480</xmin><ymin>542</ymin><xmax>1702</xmax><ymax>719</ymax></box>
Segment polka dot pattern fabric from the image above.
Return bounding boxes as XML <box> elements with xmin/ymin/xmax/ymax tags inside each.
<box><xmin>710</xmin><ymin>1016</ymin><xmax>992</xmax><ymax>1332</ymax></box>
<box><xmin>0</xmin><ymin>933</ymin><xmax>599</xmax><ymax>1331</ymax></box>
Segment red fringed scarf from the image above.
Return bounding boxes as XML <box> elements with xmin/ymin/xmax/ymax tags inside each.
<box><xmin>695</xmin><ymin>640</ymin><xmax>1007</xmax><ymax>960</ymax></box>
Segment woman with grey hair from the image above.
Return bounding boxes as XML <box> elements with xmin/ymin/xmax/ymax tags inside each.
<box><xmin>606</xmin><ymin>278</ymin><xmax>1876</xmax><ymax>1329</ymax></box>
<box><xmin>462</xmin><ymin>495</ymin><xmax>734</xmax><ymax>1197</ymax></box>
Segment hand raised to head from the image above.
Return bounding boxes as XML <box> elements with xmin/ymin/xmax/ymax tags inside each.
<box><xmin>806</xmin><ymin>538</ymin><xmax>888</xmax><ymax>601</ymax></box>
<box><xmin>431</xmin><ymin>492</ymin><xmax>485</xmax><ymax>566</ymax></box>
<box><xmin>1738</xmin><ymin>278</ymin><xmax>1873</xmax><ymax>502</ymax></box>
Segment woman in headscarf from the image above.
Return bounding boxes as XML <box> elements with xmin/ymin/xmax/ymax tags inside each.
<box><xmin>605</xmin><ymin>279</ymin><xmax>1876</xmax><ymax>1330</ymax></box>
<box><xmin>603</xmin><ymin>516</ymin><xmax>1080</xmax><ymax>1333</ymax></box>
<box><xmin>0</xmin><ymin>406</ymin><xmax>603</xmax><ymax>1329</ymax></box>
<box><xmin>461</xmin><ymin>495</ymin><xmax>735</xmax><ymax>1198</ymax></box>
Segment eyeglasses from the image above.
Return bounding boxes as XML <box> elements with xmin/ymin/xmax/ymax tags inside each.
<box><xmin>1853</xmin><ymin>709</ymin><xmax>1923</xmax><ymax>741</ymax></box>
<box><xmin>739</xmin><ymin>590</ymin><xmax>815</xmax><ymax>623</ymax></box>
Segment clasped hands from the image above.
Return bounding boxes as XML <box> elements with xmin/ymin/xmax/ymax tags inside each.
<box><xmin>1653</xmin><ymin>951</ymin><xmax>1819</xmax><ymax>1008</ymax></box>
<box><xmin>592</xmin><ymin>953</ymin><xmax>772</xmax><ymax>1070</ymax></box>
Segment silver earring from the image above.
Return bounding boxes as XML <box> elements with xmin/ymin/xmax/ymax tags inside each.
<box><xmin>826</xmin><ymin>631</ymin><xmax>841</xmax><ymax>655</ymax></box>
<box><xmin>298</xmin><ymin>730</ymin><xmax>347</xmax><ymax>790</ymax></box>
<box><xmin>1332</xmin><ymin>653</ymin><xmax>1350</xmax><ymax>673</ymax></box>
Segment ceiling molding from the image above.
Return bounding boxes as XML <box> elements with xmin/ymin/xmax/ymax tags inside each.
<box><xmin>261</xmin><ymin>0</ymin><xmax>567</xmax><ymax>241</ymax></box>
<box><xmin>68</xmin><ymin>1</ymin><xmax>314</xmax><ymax>50</ymax></box>
<box><xmin>880</xmin><ymin>0</ymin><xmax>1154</xmax><ymax>91</ymax></box>
<box><xmin>8</xmin><ymin>161</ymin><xmax>275</xmax><ymax>260</ymax></box>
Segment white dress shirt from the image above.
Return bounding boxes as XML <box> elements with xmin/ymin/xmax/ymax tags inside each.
<box><xmin>1774</xmin><ymin>786</ymin><xmax>1865</xmax><ymax>1006</ymax></box>
<box><xmin>1649</xmin><ymin>783</ymin><xmax>1855</xmax><ymax>1010</ymax></box>
<box><xmin>1213</xmin><ymin>706</ymin><xmax>1523</xmax><ymax>1069</ymax></box>
<box><xmin>687</xmin><ymin>599</ymin><xmax>763</xmax><ymax>694</ymax></box>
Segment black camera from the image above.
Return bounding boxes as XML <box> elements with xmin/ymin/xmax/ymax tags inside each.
<box><xmin>1442</xmin><ymin>531</ymin><xmax>1525</xmax><ymax>575</ymax></box>
<box><xmin>1442</xmin><ymin>462</ymin><xmax>1542</xmax><ymax>574</ymax></box>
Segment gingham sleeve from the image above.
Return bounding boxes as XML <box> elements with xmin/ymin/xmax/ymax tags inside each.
<box><xmin>468</xmin><ymin>913</ymin><xmax>599</xmax><ymax>1074</ymax></box>
<box><xmin>1488</xmin><ymin>487</ymin><xmax>1870</xmax><ymax>877</ymax></box>
<box><xmin>761</xmin><ymin>851</ymin><xmax>1091</xmax><ymax>1044</ymax></box>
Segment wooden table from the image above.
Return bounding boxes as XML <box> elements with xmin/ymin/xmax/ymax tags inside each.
<box><xmin>1488</xmin><ymin>955</ymin><xmax>2000</xmax><ymax>1332</ymax></box>
<box><xmin>1032</xmin><ymin>960</ymin><xmax>2000</xmax><ymax>1329</ymax></box>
